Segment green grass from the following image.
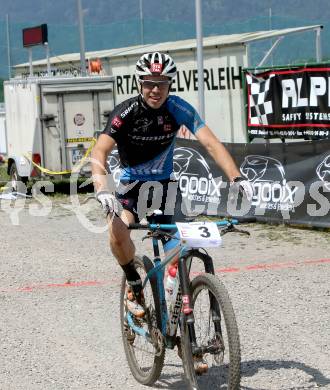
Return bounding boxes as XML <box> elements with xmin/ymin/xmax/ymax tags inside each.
<box><xmin>0</xmin><ymin>165</ymin><xmax>95</xmax><ymax>195</ymax></box>
<box><xmin>0</xmin><ymin>164</ymin><xmax>9</xmax><ymax>182</ymax></box>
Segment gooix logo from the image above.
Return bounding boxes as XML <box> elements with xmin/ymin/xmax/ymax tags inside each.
<box><xmin>240</xmin><ymin>155</ymin><xmax>298</xmax><ymax>212</ymax></box>
<box><xmin>173</xmin><ymin>147</ymin><xmax>222</xmax><ymax>204</ymax></box>
<box><xmin>316</xmin><ymin>155</ymin><xmax>330</xmax><ymax>191</ymax></box>
<box><xmin>107</xmin><ymin>149</ymin><xmax>121</xmax><ymax>185</ymax></box>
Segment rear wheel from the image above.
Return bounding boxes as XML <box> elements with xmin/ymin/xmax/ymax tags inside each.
<box><xmin>180</xmin><ymin>273</ymin><xmax>241</xmax><ymax>390</ymax></box>
<box><xmin>120</xmin><ymin>255</ymin><xmax>165</xmax><ymax>386</ymax></box>
<box><xmin>9</xmin><ymin>163</ymin><xmax>28</xmax><ymax>193</ymax></box>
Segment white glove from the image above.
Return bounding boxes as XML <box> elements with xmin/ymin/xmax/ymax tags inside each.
<box><xmin>96</xmin><ymin>190</ymin><xmax>119</xmax><ymax>215</ymax></box>
<box><xmin>230</xmin><ymin>176</ymin><xmax>254</xmax><ymax>202</ymax></box>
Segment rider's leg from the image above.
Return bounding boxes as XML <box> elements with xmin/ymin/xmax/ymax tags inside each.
<box><xmin>108</xmin><ymin>210</ymin><xmax>145</xmax><ymax>317</ymax></box>
<box><xmin>108</xmin><ymin>209</ymin><xmax>135</xmax><ymax>265</ymax></box>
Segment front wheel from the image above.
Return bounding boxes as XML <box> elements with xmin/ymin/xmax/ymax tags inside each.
<box><xmin>119</xmin><ymin>255</ymin><xmax>165</xmax><ymax>386</ymax></box>
<box><xmin>180</xmin><ymin>273</ymin><xmax>241</xmax><ymax>390</ymax></box>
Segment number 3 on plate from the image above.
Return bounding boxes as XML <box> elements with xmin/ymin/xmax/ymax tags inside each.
<box><xmin>198</xmin><ymin>226</ymin><xmax>211</xmax><ymax>238</ymax></box>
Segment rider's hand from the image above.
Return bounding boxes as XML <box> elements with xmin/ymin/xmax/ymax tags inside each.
<box><xmin>96</xmin><ymin>190</ymin><xmax>119</xmax><ymax>215</ymax></box>
<box><xmin>230</xmin><ymin>176</ymin><xmax>253</xmax><ymax>202</ymax></box>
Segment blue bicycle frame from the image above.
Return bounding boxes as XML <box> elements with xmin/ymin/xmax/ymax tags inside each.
<box><xmin>127</xmin><ymin>219</ymin><xmax>238</xmax><ymax>343</ymax></box>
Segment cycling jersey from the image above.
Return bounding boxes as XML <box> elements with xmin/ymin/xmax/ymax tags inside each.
<box><xmin>103</xmin><ymin>94</ymin><xmax>205</xmax><ymax>181</ymax></box>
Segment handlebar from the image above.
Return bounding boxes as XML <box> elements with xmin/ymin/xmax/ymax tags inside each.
<box><xmin>128</xmin><ymin>217</ymin><xmax>256</xmax><ymax>231</ymax></box>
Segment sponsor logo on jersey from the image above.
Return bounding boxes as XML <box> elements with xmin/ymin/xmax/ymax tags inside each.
<box><xmin>112</xmin><ymin>116</ymin><xmax>123</xmax><ymax>128</ymax></box>
<box><xmin>151</xmin><ymin>63</ymin><xmax>163</xmax><ymax>73</ymax></box>
<box><xmin>130</xmin><ymin>133</ymin><xmax>174</xmax><ymax>141</ymax></box>
<box><xmin>120</xmin><ymin>101</ymin><xmax>138</xmax><ymax>119</ymax></box>
<box><xmin>157</xmin><ymin>116</ymin><xmax>164</xmax><ymax>125</ymax></box>
<box><xmin>134</xmin><ymin>118</ymin><xmax>153</xmax><ymax>132</ymax></box>
<box><xmin>164</xmin><ymin>124</ymin><xmax>172</xmax><ymax>132</ymax></box>
<box><xmin>118</xmin><ymin>198</ymin><xmax>130</xmax><ymax>206</ymax></box>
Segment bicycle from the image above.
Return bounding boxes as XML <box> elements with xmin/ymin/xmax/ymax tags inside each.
<box><xmin>120</xmin><ymin>215</ymin><xmax>254</xmax><ymax>389</ymax></box>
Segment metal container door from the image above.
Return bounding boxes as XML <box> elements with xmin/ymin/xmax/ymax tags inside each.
<box><xmin>63</xmin><ymin>92</ymin><xmax>96</xmax><ymax>173</ymax></box>
<box><xmin>41</xmin><ymin>93</ymin><xmax>64</xmax><ymax>173</ymax></box>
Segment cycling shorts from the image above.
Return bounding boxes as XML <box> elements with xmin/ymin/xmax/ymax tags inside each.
<box><xmin>115</xmin><ymin>179</ymin><xmax>185</xmax><ymax>252</ymax></box>
<box><xmin>115</xmin><ymin>179</ymin><xmax>182</xmax><ymax>224</ymax></box>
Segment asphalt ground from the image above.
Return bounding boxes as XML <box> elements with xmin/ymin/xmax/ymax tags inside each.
<box><xmin>0</xmin><ymin>195</ymin><xmax>329</xmax><ymax>389</ymax></box>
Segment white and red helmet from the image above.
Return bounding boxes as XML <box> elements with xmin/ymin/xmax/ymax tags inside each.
<box><xmin>136</xmin><ymin>52</ymin><xmax>177</xmax><ymax>79</ymax></box>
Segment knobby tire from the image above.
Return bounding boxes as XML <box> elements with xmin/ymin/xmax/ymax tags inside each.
<box><xmin>180</xmin><ymin>273</ymin><xmax>241</xmax><ymax>390</ymax></box>
<box><xmin>119</xmin><ymin>255</ymin><xmax>165</xmax><ymax>386</ymax></box>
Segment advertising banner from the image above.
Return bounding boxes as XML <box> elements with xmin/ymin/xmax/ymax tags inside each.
<box><xmin>245</xmin><ymin>65</ymin><xmax>330</xmax><ymax>140</ymax></box>
<box><xmin>108</xmin><ymin>138</ymin><xmax>330</xmax><ymax>228</ymax></box>
<box><xmin>173</xmin><ymin>139</ymin><xmax>330</xmax><ymax>228</ymax></box>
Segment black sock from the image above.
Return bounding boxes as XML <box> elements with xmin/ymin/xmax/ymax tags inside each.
<box><xmin>121</xmin><ymin>260</ymin><xmax>142</xmax><ymax>297</ymax></box>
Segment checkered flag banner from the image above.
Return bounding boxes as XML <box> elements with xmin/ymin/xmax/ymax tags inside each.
<box><xmin>246</xmin><ymin>73</ymin><xmax>275</xmax><ymax>125</ymax></box>
<box><xmin>245</xmin><ymin>65</ymin><xmax>330</xmax><ymax>139</ymax></box>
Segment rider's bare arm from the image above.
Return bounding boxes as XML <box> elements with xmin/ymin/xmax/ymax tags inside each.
<box><xmin>91</xmin><ymin>134</ymin><xmax>116</xmax><ymax>192</ymax></box>
<box><xmin>195</xmin><ymin>125</ymin><xmax>241</xmax><ymax>182</ymax></box>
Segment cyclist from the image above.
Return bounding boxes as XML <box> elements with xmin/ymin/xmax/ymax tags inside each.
<box><xmin>91</xmin><ymin>52</ymin><xmax>252</xmax><ymax>318</ymax></box>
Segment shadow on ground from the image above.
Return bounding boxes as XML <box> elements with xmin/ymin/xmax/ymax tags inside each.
<box><xmin>241</xmin><ymin>359</ymin><xmax>330</xmax><ymax>390</ymax></box>
<box><xmin>149</xmin><ymin>359</ymin><xmax>330</xmax><ymax>389</ymax></box>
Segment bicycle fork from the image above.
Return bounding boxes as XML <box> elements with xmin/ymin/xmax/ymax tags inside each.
<box><xmin>178</xmin><ymin>251</ymin><xmax>223</xmax><ymax>355</ymax></box>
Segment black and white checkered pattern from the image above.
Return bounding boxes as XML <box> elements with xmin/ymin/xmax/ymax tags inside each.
<box><xmin>246</xmin><ymin>74</ymin><xmax>274</xmax><ymax>125</ymax></box>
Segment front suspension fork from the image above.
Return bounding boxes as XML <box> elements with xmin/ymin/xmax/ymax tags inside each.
<box><xmin>178</xmin><ymin>250</ymin><xmax>222</xmax><ymax>350</ymax></box>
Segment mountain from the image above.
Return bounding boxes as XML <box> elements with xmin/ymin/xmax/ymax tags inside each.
<box><xmin>0</xmin><ymin>0</ymin><xmax>328</xmax><ymax>25</ymax></box>
<box><xmin>0</xmin><ymin>0</ymin><xmax>329</xmax><ymax>79</ymax></box>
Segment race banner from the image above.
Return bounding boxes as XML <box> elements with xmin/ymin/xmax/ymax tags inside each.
<box><xmin>245</xmin><ymin>65</ymin><xmax>330</xmax><ymax>139</ymax></box>
<box><xmin>107</xmin><ymin>138</ymin><xmax>330</xmax><ymax>228</ymax></box>
<box><xmin>174</xmin><ymin>139</ymin><xmax>330</xmax><ymax>228</ymax></box>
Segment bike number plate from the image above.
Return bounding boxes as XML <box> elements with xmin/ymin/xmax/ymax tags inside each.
<box><xmin>176</xmin><ymin>222</ymin><xmax>222</xmax><ymax>248</ymax></box>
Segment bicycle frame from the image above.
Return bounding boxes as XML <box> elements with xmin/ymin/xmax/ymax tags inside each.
<box><xmin>127</xmin><ymin>220</ymin><xmax>236</xmax><ymax>348</ymax></box>
<box><xmin>143</xmin><ymin>233</ymin><xmax>187</xmax><ymax>340</ymax></box>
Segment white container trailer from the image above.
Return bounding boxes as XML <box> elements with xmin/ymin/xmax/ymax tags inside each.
<box><xmin>109</xmin><ymin>44</ymin><xmax>247</xmax><ymax>142</ymax></box>
<box><xmin>4</xmin><ymin>76</ymin><xmax>115</xmax><ymax>189</ymax></box>
<box><xmin>0</xmin><ymin>104</ymin><xmax>6</xmax><ymax>155</ymax></box>
<box><xmin>13</xmin><ymin>26</ymin><xmax>322</xmax><ymax>144</ymax></box>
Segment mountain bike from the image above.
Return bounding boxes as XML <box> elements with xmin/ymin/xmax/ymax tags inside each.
<box><xmin>119</xmin><ymin>216</ymin><xmax>254</xmax><ymax>389</ymax></box>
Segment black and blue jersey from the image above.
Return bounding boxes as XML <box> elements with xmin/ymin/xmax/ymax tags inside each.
<box><xmin>103</xmin><ymin>94</ymin><xmax>205</xmax><ymax>181</ymax></box>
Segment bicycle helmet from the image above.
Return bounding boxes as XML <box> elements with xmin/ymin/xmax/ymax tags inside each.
<box><xmin>136</xmin><ymin>52</ymin><xmax>177</xmax><ymax>79</ymax></box>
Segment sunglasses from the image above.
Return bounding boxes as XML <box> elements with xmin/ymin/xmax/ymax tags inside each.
<box><xmin>139</xmin><ymin>79</ymin><xmax>172</xmax><ymax>90</ymax></box>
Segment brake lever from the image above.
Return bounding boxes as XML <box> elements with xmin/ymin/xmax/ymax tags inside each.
<box><xmin>142</xmin><ymin>231</ymin><xmax>153</xmax><ymax>242</ymax></box>
<box><xmin>141</xmin><ymin>230</ymin><xmax>177</xmax><ymax>241</ymax></box>
<box><xmin>233</xmin><ymin>228</ymin><xmax>250</xmax><ymax>236</ymax></box>
<box><xmin>220</xmin><ymin>223</ymin><xmax>250</xmax><ymax>237</ymax></box>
